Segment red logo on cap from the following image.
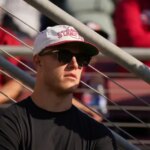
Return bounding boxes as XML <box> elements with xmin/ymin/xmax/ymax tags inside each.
<box><xmin>57</xmin><ymin>27</ymin><xmax>83</xmax><ymax>40</ymax></box>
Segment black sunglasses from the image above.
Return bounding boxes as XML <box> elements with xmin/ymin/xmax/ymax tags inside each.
<box><xmin>39</xmin><ymin>49</ymin><xmax>92</xmax><ymax>67</ymax></box>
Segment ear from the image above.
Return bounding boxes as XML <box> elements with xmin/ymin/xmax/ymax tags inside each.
<box><xmin>33</xmin><ymin>55</ymin><xmax>42</xmax><ymax>69</ymax></box>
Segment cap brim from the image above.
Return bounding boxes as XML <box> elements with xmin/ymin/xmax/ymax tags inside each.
<box><xmin>45</xmin><ymin>40</ymin><xmax>99</xmax><ymax>56</ymax></box>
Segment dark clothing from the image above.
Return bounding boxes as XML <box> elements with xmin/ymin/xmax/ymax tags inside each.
<box><xmin>0</xmin><ymin>97</ymin><xmax>117</xmax><ymax>150</ymax></box>
<box><xmin>40</xmin><ymin>0</ymin><xmax>68</xmax><ymax>31</ymax></box>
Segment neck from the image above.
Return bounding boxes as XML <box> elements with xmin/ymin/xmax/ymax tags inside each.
<box><xmin>31</xmin><ymin>88</ymin><xmax>73</xmax><ymax>112</ymax></box>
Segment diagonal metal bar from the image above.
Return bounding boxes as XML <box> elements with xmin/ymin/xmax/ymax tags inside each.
<box><xmin>0</xmin><ymin>26</ymin><xmax>33</xmax><ymax>49</ymax></box>
<box><xmin>0</xmin><ymin>55</ymin><xmax>35</xmax><ymax>89</ymax></box>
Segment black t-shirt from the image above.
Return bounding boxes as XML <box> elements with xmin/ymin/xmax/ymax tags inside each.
<box><xmin>0</xmin><ymin>97</ymin><xmax>117</xmax><ymax>150</ymax></box>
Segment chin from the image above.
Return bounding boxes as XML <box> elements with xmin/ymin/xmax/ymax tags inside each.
<box><xmin>68</xmin><ymin>86</ymin><xmax>78</xmax><ymax>92</ymax></box>
<box><xmin>61</xmin><ymin>84</ymin><xmax>79</xmax><ymax>94</ymax></box>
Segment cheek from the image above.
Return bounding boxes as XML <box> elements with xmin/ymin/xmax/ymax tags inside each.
<box><xmin>45</xmin><ymin>66</ymin><xmax>64</xmax><ymax>83</ymax></box>
<box><xmin>77</xmin><ymin>71</ymin><xmax>82</xmax><ymax>81</ymax></box>
<box><xmin>40</xmin><ymin>62</ymin><xmax>58</xmax><ymax>80</ymax></box>
<box><xmin>42</xmin><ymin>69</ymin><xmax>62</xmax><ymax>89</ymax></box>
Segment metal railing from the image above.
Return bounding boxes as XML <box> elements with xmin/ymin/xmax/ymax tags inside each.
<box><xmin>1</xmin><ymin>45</ymin><xmax>150</xmax><ymax>59</ymax></box>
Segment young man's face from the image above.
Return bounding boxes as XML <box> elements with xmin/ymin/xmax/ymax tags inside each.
<box><xmin>34</xmin><ymin>45</ymin><xmax>91</xmax><ymax>94</ymax></box>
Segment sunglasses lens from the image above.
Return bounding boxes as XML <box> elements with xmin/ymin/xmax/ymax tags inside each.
<box><xmin>58</xmin><ymin>50</ymin><xmax>72</xmax><ymax>63</ymax></box>
<box><xmin>76</xmin><ymin>55</ymin><xmax>91</xmax><ymax>67</ymax></box>
<box><xmin>58</xmin><ymin>49</ymin><xmax>91</xmax><ymax>67</ymax></box>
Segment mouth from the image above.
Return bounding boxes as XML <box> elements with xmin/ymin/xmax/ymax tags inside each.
<box><xmin>64</xmin><ymin>73</ymin><xmax>77</xmax><ymax>79</ymax></box>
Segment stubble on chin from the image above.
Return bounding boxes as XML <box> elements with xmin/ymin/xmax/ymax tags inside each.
<box><xmin>56</xmin><ymin>83</ymin><xmax>79</xmax><ymax>95</ymax></box>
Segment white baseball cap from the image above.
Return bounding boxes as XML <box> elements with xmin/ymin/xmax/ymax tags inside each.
<box><xmin>33</xmin><ymin>25</ymin><xmax>99</xmax><ymax>56</ymax></box>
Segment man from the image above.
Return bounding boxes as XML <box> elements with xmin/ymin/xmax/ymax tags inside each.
<box><xmin>0</xmin><ymin>25</ymin><xmax>117</xmax><ymax>150</ymax></box>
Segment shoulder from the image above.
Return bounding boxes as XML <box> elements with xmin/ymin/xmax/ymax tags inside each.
<box><xmin>0</xmin><ymin>97</ymin><xmax>32</xmax><ymax>150</ymax></box>
<box><xmin>0</xmin><ymin>97</ymin><xmax>32</xmax><ymax>138</ymax></box>
<box><xmin>0</xmin><ymin>97</ymin><xmax>31</xmax><ymax>120</ymax></box>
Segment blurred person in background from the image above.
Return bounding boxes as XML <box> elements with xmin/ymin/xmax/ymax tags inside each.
<box><xmin>66</xmin><ymin>0</ymin><xmax>116</xmax><ymax>43</ymax></box>
<box><xmin>79</xmin><ymin>21</ymin><xmax>109</xmax><ymax>117</ymax></box>
<box><xmin>0</xmin><ymin>0</ymin><xmax>40</xmax><ymax>41</ymax></box>
<box><xmin>114</xmin><ymin>0</ymin><xmax>150</xmax><ymax>71</ymax></box>
<box><xmin>0</xmin><ymin>4</ymin><xmax>23</xmax><ymax>105</ymax></box>
<box><xmin>40</xmin><ymin>0</ymin><xmax>116</xmax><ymax>43</ymax></box>
<box><xmin>40</xmin><ymin>0</ymin><xmax>68</xmax><ymax>31</ymax></box>
<box><xmin>0</xmin><ymin>26</ymin><xmax>23</xmax><ymax>105</ymax></box>
<box><xmin>0</xmin><ymin>0</ymin><xmax>39</xmax><ymax>107</ymax></box>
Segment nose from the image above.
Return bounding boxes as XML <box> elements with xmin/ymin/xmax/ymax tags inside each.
<box><xmin>68</xmin><ymin>56</ymin><xmax>79</xmax><ymax>69</ymax></box>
